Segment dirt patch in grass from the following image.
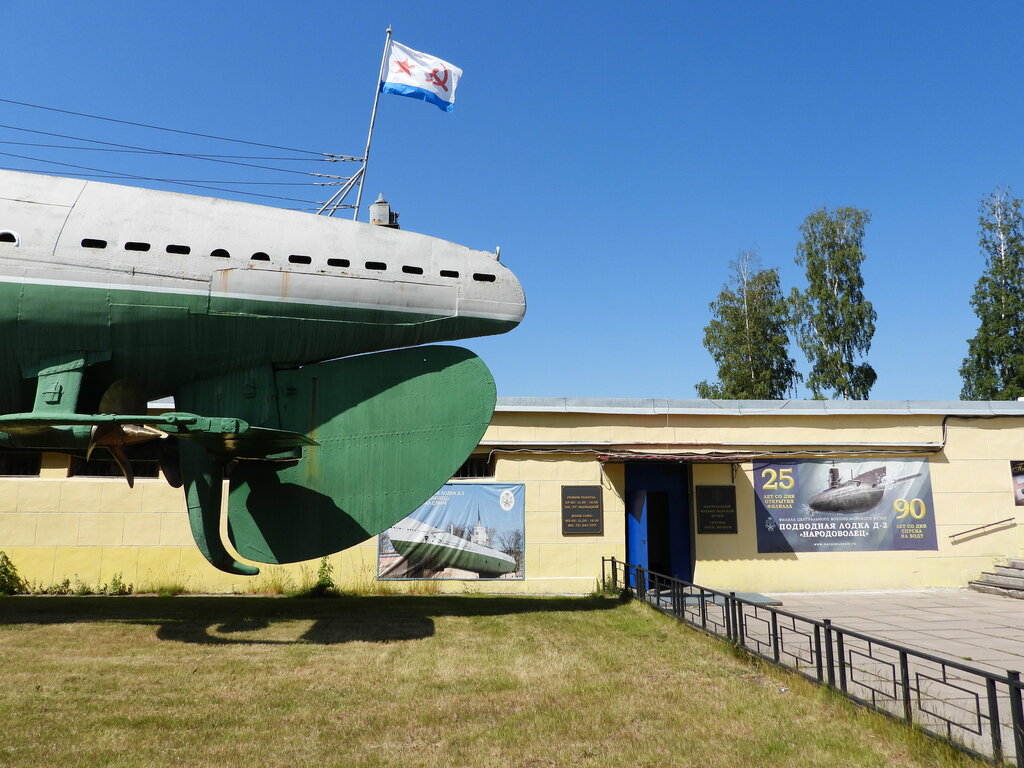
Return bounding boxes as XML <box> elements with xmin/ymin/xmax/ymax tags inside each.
<box><xmin>0</xmin><ymin>595</ymin><xmax>983</xmax><ymax>768</ymax></box>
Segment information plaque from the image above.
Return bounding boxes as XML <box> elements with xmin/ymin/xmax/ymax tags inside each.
<box><xmin>561</xmin><ymin>485</ymin><xmax>604</xmax><ymax>535</ymax></box>
<box><xmin>696</xmin><ymin>485</ymin><xmax>738</xmax><ymax>534</ymax></box>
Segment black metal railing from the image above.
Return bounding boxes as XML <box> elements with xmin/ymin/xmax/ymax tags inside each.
<box><xmin>603</xmin><ymin>557</ymin><xmax>1024</xmax><ymax>767</ymax></box>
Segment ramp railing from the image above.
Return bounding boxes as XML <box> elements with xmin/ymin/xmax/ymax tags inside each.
<box><xmin>603</xmin><ymin>557</ymin><xmax>1024</xmax><ymax>767</ymax></box>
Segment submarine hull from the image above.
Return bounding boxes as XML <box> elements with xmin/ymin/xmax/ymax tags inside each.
<box><xmin>808</xmin><ymin>487</ymin><xmax>884</xmax><ymax>513</ymax></box>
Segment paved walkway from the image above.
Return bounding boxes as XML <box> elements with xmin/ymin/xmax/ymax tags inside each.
<box><xmin>769</xmin><ymin>588</ymin><xmax>1024</xmax><ymax>675</ymax></box>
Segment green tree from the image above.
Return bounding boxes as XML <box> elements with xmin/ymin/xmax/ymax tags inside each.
<box><xmin>960</xmin><ymin>189</ymin><xmax>1024</xmax><ymax>399</ymax></box>
<box><xmin>789</xmin><ymin>205</ymin><xmax>876</xmax><ymax>399</ymax></box>
<box><xmin>696</xmin><ymin>250</ymin><xmax>800</xmax><ymax>399</ymax></box>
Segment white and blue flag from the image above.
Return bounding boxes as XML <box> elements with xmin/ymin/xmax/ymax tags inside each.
<box><xmin>380</xmin><ymin>40</ymin><xmax>462</xmax><ymax>113</ymax></box>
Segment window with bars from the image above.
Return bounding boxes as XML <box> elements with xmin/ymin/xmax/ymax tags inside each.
<box><xmin>452</xmin><ymin>454</ymin><xmax>495</xmax><ymax>479</ymax></box>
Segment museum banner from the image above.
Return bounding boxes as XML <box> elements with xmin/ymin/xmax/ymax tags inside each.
<box><xmin>753</xmin><ymin>459</ymin><xmax>937</xmax><ymax>553</ymax></box>
<box><xmin>378</xmin><ymin>483</ymin><xmax>525</xmax><ymax>580</ymax></box>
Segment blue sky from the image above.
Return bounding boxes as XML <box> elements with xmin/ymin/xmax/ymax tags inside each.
<box><xmin>3</xmin><ymin>1</ymin><xmax>1023</xmax><ymax>400</ymax></box>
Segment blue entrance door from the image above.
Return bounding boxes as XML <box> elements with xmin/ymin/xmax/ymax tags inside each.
<box><xmin>626</xmin><ymin>490</ymin><xmax>649</xmax><ymax>588</ymax></box>
<box><xmin>624</xmin><ymin>463</ymin><xmax>692</xmax><ymax>587</ymax></box>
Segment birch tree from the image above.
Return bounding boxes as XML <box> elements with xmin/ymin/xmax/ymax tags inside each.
<box><xmin>789</xmin><ymin>206</ymin><xmax>876</xmax><ymax>399</ymax></box>
<box><xmin>960</xmin><ymin>189</ymin><xmax>1024</xmax><ymax>399</ymax></box>
<box><xmin>696</xmin><ymin>250</ymin><xmax>799</xmax><ymax>399</ymax></box>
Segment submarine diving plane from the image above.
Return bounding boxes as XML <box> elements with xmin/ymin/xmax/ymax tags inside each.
<box><xmin>0</xmin><ymin>169</ymin><xmax>526</xmax><ymax>574</ymax></box>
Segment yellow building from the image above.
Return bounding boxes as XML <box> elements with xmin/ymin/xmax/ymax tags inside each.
<box><xmin>1</xmin><ymin>398</ymin><xmax>1022</xmax><ymax>594</ymax></box>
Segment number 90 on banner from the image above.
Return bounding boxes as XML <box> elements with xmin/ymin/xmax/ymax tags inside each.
<box><xmin>893</xmin><ymin>498</ymin><xmax>927</xmax><ymax>520</ymax></box>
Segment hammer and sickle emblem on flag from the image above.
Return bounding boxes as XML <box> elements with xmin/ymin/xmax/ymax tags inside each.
<box><xmin>426</xmin><ymin>67</ymin><xmax>450</xmax><ymax>92</ymax></box>
<box><xmin>381</xmin><ymin>41</ymin><xmax>460</xmax><ymax>111</ymax></box>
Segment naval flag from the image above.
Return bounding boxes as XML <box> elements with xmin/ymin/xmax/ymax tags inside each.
<box><xmin>380</xmin><ymin>40</ymin><xmax>462</xmax><ymax>113</ymax></box>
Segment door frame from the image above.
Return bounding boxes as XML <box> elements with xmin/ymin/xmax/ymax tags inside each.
<box><xmin>624</xmin><ymin>462</ymin><xmax>693</xmax><ymax>584</ymax></box>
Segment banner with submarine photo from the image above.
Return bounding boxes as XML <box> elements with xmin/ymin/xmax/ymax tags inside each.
<box><xmin>754</xmin><ymin>459</ymin><xmax>937</xmax><ymax>553</ymax></box>
<box><xmin>377</xmin><ymin>483</ymin><xmax>525</xmax><ymax>580</ymax></box>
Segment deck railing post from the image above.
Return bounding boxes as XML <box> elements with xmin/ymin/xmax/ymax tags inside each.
<box><xmin>732</xmin><ymin>595</ymin><xmax>739</xmax><ymax>643</ymax></box>
<box><xmin>813</xmin><ymin>624</ymin><xmax>823</xmax><ymax>682</ymax></box>
<box><xmin>823</xmin><ymin>619</ymin><xmax>836</xmax><ymax>688</ymax></box>
<box><xmin>985</xmin><ymin>677</ymin><xmax>1003</xmax><ymax>766</ymax></box>
<box><xmin>836</xmin><ymin>632</ymin><xmax>847</xmax><ymax>693</ymax></box>
<box><xmin>731</xmin><ymin>594</ymin><xmax>740</xmax><ymax>643</ymax></box>
<box><xmin>1008</xmin><ymin>670</ymin><xmax>1023</xmax><ymax>768</ymax></box>
<box><xmin>900</xmin><ymin>651</ymin><xmax>913</xmax><ymax>724</ymax></box>
<box><xmin>771</xmin><ymin>611</ymin><xmax>780</xmax><ymax>663</ymax></box>
<box><xmin>732</xmin><ymin>593</ymin><xmax>745</xmax><ymax>647</ymax></box>
<box><xmin>723</xmin><ymin>593</ymin><xmax>732</xmax><ymax>641</ymax></box>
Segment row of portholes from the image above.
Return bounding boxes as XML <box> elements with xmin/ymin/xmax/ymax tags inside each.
<box><xmin>77</xmin><ymin>238</ymin><xmax>497</xmax><ymax>282</ymax></box>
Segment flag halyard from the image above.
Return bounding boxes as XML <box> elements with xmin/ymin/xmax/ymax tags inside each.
<box><xmin>380</xmin><ymin>40</ymin><xmax>462</xmax><ymax>113</ymax></box>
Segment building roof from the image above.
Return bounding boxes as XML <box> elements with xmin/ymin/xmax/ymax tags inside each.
<box><xmin>494</xmin><ymin>397</ymin><xmax>1024</xmax><ymax>417</ymax></box>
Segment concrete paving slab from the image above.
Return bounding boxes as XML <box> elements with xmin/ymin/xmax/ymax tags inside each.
<box><xmin>770</xmin><ymin>588</ymin><xmax>1024</xmax><ymax>673</ymax></box>
<box><xmin>920</xmin><ymin>629</ymin><xmax>1000</xmax><ymax>640</ymax></box>
<box><xmin>824</xmin><ymin>620</ymin><xmax>907</xmax><ymax>631</ymax></box>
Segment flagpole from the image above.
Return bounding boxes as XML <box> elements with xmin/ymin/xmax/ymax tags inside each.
<box><xmin>352</xmin><ymin>26</ymin><xmax>392</xmax><ymax>221</ymax></box>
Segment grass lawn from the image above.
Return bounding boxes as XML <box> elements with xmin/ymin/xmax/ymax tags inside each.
<box><xmin>0</xmin><ymin>594</ymin><xmax>984</xmax><ymax>768</ymax></box>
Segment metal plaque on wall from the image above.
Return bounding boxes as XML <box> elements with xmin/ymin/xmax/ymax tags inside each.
<box><xmin>561</xmin><ymin>485</ymin><xmax>604</xmax><ymax>535</ymax></box>
<box><xmin>696</xmin><ymin>485</ymin><xmax>738</xmax><ymax>534</ymax></box>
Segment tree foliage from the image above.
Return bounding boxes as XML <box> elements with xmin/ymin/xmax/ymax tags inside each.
<box><xmin>498</xmin><ymin>529</ymin><xmax>524</xmax><ymax>572</ymax></box>
<box><xmin>789</xmin><ymin>206</ymin><xmax>876</xmax><ymax>399</ymax></box>
<box><xmin>960</xmin><ymin>189</ymin><xmax>1024</xmax><ymax>400</ymax></box>
<box><xmin>0</xmin><ymin>551</ymin><xmax>28</xmax><ymax>595</ymax></box>
<box><xmin>696</xmin><ymin>251</ymin><xmax>800</xmax><ymax>399</ymax></box>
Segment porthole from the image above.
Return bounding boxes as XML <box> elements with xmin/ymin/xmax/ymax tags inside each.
<box><xmin>166</xmin><ymin>244</ymin><xmax>191</xmax><ymax>255</ymax></box>
<box><xmin>402</xmin><ymin>265</ymin><xmax>424</xmax><ymax>275</ymax></box>
<box><xmin>251</xmin><ymin>252</ymin><xmax>270</xmax><ymax>262</ymax></box>
<box><xmin>473</xmin><ymin>273</ymin><xmax>496</xmax><ymax>282</ymax></box>
<box><xmin>82</xmin><ymin>238</ymin><xmax>107</xmax><ymax>249</ymax></box>
<box><xmin>125</xmin><ymin>242</ymin><xmax>150</xmax><ymax>252</ymax></box>
<box><xmin>440</xmin><ymin>270</ymin><xmax>459</xmax><ymax>278</ymax></box>
<box><xmin>365</xmin><ymin>261</ymin><xmax>386</xmax><ymax>271</ymax></box>
<box><xmin>327</xmin><ymin>258</ymin><xmax>349</xmax><ymax>268</ymax></box>
<box><xmin>0</xmin><ymin>230</ymin><xmax>19</xmax><ymax>245</ymax></box>
<box><xmin>211</xmin><ymin>248</ymin><xmax>230</xmax><ymax>258</ymax></box>
<box><xmin>288</xmin><ymin>254</ymin><xmax>312</xmax><ymax>265</ymax></box>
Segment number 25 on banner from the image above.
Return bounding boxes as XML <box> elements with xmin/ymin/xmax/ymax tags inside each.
<box><xmin>761</xmin><ymin>468</ymin><xmax>794</xmax><ymax>490</ymax></box>
<box><xmin>894</xmin><ymin>498</ymin><xmax>927</xmax><ymax>519</ymax></box>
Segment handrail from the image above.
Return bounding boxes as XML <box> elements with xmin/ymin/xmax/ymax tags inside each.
<box><xmin>602</xmin><ymin>557</ymin><xmax>1024</xmax><ymax>767</ymax></box>
<box><xmin>949</xmin><ymin>516</ymin><xmax>1017</xmax><ymax>540</ymax></box>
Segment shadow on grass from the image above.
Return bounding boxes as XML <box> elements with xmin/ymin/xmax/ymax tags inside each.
<box><xmin>0</xmin><ymin>594</ymin><xmax>618</xmax><ymax>645</ymax></box>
